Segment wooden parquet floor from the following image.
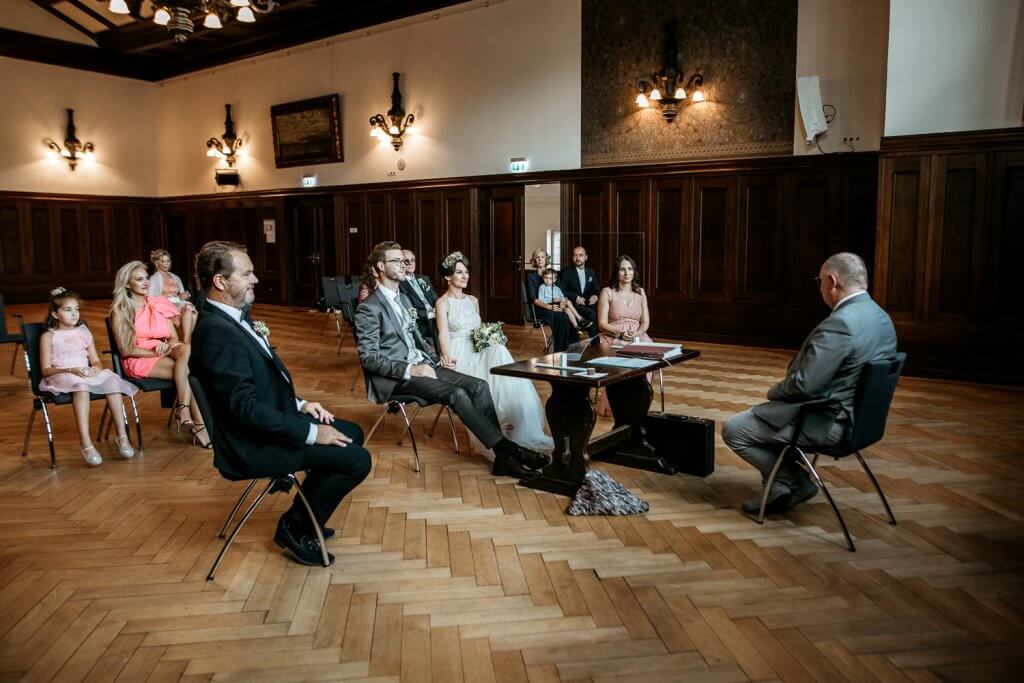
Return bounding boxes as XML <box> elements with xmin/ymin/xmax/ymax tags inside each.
<box><xmin>1</xmin><ymin>300</ymin><xmax>1023</xmax><ymax>682</ymax></box>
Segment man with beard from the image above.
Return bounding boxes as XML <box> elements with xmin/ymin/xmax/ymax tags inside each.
<box><xmin>189</xmin><ymin>241</ymin><xmax>371</xmax><ymax>567</ymax></box>
<box><xmin>355</xmin><ymin>241</ymin><xmax>550</xmax><ymax>478</ymax></box>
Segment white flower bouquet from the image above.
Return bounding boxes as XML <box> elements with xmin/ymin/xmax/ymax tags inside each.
<box><xmin>471</xmin><ymin>322</ymin><xmax>507</xmax><ymax>352</ymax></box>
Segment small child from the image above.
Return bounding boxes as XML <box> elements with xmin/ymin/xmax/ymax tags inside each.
<box><xmin>38</xmin><ymin>287</ymin><xmax>139</xmax><ymax>466</ymax></box>
<box><xmin>538</xmin><ymin>269</ymin><xmax>586</xmax><ymax>328</ymax></box>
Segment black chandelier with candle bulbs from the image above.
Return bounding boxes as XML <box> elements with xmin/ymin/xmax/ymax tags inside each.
<box><xmin>369</xmin><ymin>73</ymin><xmax>417</xmax><ymax>151</ymax></box>
<box><xmin>106</xmin><ymin>1</ymin><xmax>277</xmax><ymax>43</ymax></box>
<box><xmin>634</xmin><ymin>21</ymin><xmax>707</xmax><ymax>122</ymax></box>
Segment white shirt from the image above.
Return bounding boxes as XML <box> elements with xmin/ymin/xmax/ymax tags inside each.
<box><xmin>576</xmin><ymin>266</ymin><xmax>587</xmax><ymax>295</ymax></box>
<box><xmin>378</xmin><ymin>285</ymin><xmax>426</xmax><ymax>379</ymax></box>
<box><xmin>205</xmin><ymin>298</ymin><xmax>316</xmax><ymax>446</ymax></box>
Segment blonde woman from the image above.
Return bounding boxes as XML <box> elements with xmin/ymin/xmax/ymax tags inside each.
<box><xmin>110</xmin><ymin>261</ymin><xmax>209</xmax><ymax>447</ymax></box>
<box><xmin>148</xmin><ymin>249</ymin><xmax>196</xmax><ymax>343</ymax></box>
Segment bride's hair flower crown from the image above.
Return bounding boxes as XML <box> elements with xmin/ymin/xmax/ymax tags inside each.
<box><xmin>441</xmin><ymin>251</ymin><xmax>465</xmax><ymax>271</ymax></box>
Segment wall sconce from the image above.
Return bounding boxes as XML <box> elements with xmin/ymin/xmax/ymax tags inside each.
<box><xmin>45</xmin><ymin>109</ymin><xmax>94</xmax><ymax>171</ymax></box>
<box><xmin>369</xmin><ymin>72</ymin><xmax>417</xmax><ymax>151</ymax></box>
<box><xmin>206</xmin><ymin>104</ymin><xmax>243</xmax><ymax>167</ymax></box>
<box><xmin>634</xmin><ymin>21</ymin><xmax>707</xmax><ymax>122</ymax></box>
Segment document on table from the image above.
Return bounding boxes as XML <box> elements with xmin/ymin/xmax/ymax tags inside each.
<box><xmin>586</xmin><ymin>357</ymin><xmax>660</xmax><ymax>369</ymax></box>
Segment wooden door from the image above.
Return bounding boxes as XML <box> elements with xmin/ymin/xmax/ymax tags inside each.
<box><xmin>286</xmin><ymin>196</ymin><xmax>336</xmax><ymax>307</ymax></box>
<box><xmin>480</xmin><ymin>186</ymin><xmax>524</xmax><ymax>323</ymax></box>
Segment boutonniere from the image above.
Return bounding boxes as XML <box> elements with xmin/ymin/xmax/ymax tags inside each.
<box><xmin>407</xmin><ymin>306</ymin><xmax>419</xmax><ymax>321</ymax></box>
<box><xmin>252</xmin><ymin>320</ymin><xmax>270</xmax><ymax>339</ymax></box>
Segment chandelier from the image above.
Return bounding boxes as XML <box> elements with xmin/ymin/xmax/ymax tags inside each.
<box><xmin>107</xmin><ymin>1</ymin><xmax>277</xmax><ymax>43</ymax></box>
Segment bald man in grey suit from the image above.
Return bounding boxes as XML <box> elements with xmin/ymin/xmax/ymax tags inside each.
<box><xmin>723</xmin><ymin>253</ymin><xmax>898</xmax><ymax>515</ymax></box>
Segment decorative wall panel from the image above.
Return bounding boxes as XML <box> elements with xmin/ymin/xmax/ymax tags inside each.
<box><xmin>581</xmin><ymin>0</ymin><xmax>797</xmax><ymax>166</ymax></box>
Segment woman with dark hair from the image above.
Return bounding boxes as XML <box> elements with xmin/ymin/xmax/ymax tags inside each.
<box><xmin>357</xmin><ymin>260</ymin><xmax>377</xmax><ymax>304</ymax></box>
<box><xmin>435</xmin><ymin>251</ymin><xmax>553</xmax><ymax>456</ymax></box>
<box><xmin>524</xmin><ymin>248</ymin><xmax>576</xmax><ymax>352</ymax></box>
<box><xmin>597</xmin><ymin>254</ymin><xmax>651</xmax><ymax>344</ymax></box>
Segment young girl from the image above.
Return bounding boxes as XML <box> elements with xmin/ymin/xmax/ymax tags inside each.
<box><xmin>537</xmin><ymin>269</ymin><xmax>587</xmax><ymax>328</ymax></box>
<box><xmin>38</xmin><ymin>287</ymin><xmax>139</xmax><ymax>466</ymax></box>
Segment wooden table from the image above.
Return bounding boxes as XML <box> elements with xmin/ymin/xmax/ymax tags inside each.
<box><xmin>491</xmin><ymin>341</ymin><xmax>701</xmax><ymax>496</ymax></box>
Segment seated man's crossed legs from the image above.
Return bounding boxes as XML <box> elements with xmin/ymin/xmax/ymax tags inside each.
<box><xmin>722</xmin><ymin>410</ymin><xmax>845</xmax><ymax>515</ymax></box>
<box><xmin>395</xmin><ymin>367</ymin><xmax>549</xmax><ymax>477</ymax></box>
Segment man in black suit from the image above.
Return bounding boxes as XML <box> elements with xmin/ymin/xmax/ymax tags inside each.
<box><xmin>189</xmin><ymin>241</ymin><xmax>371</xmax><ymax>567</ymax></box>
<box><xmin>557</xmin><ymin>245</ymin><xmax>600</xmax><ymax>327</ymax></box>
<box><xmin>398</xmin><ymin>249</ymin><xmax>439</xmax><ymax>353</ymax></box>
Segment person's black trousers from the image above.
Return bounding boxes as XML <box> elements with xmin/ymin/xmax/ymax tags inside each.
<box><xmin>395</xmin><ymin>367</ymin><xmax>504</xmax><ymax>447</ymax></box>
<box><xmin>535</xmin><ymin>309</ymin><xmax>575</xmax><ymax>352</ymax></box>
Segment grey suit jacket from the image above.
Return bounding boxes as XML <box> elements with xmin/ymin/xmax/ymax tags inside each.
<box><xmin>751</xmin><ymin>292</ymin><xmax>897</xmax><ymax>441</ymax></box>
<box><xmin>355</xmin><ymin>289</ymin><xmax>438</xmax><ymax>403</ymax></box>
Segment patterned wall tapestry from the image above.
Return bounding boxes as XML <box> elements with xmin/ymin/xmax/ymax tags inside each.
<box><xmin>581</xmin><ymin>0</ymin><xmax>797</xmax><ymax>166</ymax></box>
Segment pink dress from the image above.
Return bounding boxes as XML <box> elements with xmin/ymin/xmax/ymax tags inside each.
<box><xmin>598</xmin><ymin>289</ymin><xmax>652</xmax><ymax>417</ymax></box>
<box><xmin>122</xmin><ymin>296</ymin><xmax>179</xmax><ymax>379</ymax></box>
<box><xmin>38</xmin><ymin>327</ymin><xmax>138</xmax><ymax>396</ymax></box>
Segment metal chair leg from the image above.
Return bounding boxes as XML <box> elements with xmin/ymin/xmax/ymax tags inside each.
<box><xmin>365</xmin><ymin>406</ymin><xmax>389</xmax><ymax>445</ymax></box>
<box><xmin>39</xmin><ymin>402</ymin><xmax>56</xmax><ymax>469</ymax></box>
<box><xmin>319</xmin><ymin>310</ymin><xmax>331</xmax><ymax>335</ymax></box>
<box><xmin>397</xmin><ymin>405</ymin><xmax>423</xmax><ymax>445</ymax></box>
<box><xmin>519</xmin><ymin>326</ymin><xmax>536</xmax><ymax>353</ymax></box>
<box><xmin>756</xmin><ymin>445</ymin><xmax>790</xmax><ymax>524</ymax></box>
<box><xmin>397</xmin><ymin>402</ymin><xmax>421</xmax><ymax>474</ymax></box>
<box><xmin>855</xmin><ymin>450</ymin><xmax>896</xmax><ymax>525</ymax></box>
<box><xmin>445</xmin><ymin>407</ymin><xmax>460</xmax><ymax>454</ymax></box>
<box><xmin>207</xmin><ymin>478</ymin><xmax>276</xmax><ymax>581</ymax></box>
<box><xmin>290</xmin><ymin>475</ymin><xmax>331</xmax><ymax>567</ymax></box>
<box><xmin>793</xmin><ymin>447</ymin><xmax>855</xmax><ymax>551</ymax></box>
<box><xmin>128</xmin><ymin>396</ymin><xmax>143</xmax><ymax>451</ymax></box>
<box><xmin>22</xmin><ymin>404</ymin><xmax>38</xmax><ymax>457</ymax></box>
<box><xmin>9</xmin><ymin>342</ymin><xmax>21</xmax><ymax>374</ymax></box>
<box><xmin>541</xmin><ymin>324</ymin><xmax>550</xmax><ymax>351</ymax></box>
<box><xmin>219</xmin><ymin>480</ymin><xmax>259</xmax><ymax>539</ymax></box>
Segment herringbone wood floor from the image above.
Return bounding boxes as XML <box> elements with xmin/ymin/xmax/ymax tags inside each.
<box><xmin>1</xmin><ymin>300</ymin><xmax>1023</xmax><ymax>682</ymax></box>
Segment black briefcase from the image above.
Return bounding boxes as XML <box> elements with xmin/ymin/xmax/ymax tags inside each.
<box><xmin>643</xmin><ymin>413</ymin><xmax>715</xmax><ymax>477</ymax></box>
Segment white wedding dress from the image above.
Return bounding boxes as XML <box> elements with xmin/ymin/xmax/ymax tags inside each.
<box><xmin>443</xmin><ymin>296</ymin><xmax>554</xmax><ymax>455</ymax></box>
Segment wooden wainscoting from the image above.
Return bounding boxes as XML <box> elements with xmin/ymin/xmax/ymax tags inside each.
<box><xmin>875</xmin><ymin>127</ymin><xmax>1024</xmax><ymax>383</ymax></box>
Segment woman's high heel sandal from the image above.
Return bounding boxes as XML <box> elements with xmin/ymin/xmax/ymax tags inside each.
<box><xmin>173</xmin><ymin>403</ymin><xmax>195</xmax><ymax>435</ymax></box>
<box><xmin>114</xmin><ymin>435</ymin><xmax>135</xmax><ymax>459</ymax></box>
<box><xmin>81</xmin><ymin>446</ymin><xmax>103</xmax><ymax>466</ymax></box>
<box><xmin>191</xmin><ymin>424</ymin><xmax>212</xmax><ymax>449</ymax></box>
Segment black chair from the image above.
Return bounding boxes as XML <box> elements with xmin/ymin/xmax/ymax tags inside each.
<box><xmin>334</xmin><ymin>284</ymin><xmax>360</xmax><ymax>355</ymax></box>
<box><xmin>319</xmin><ymin>276</ymin><xmax>346</xmax><ymax>337</ymax></box>
<box><xmin>353</xmin><ymin>329</ymin><xmax>458</xmax><ymax>474</ymax></box>
<box><xmin>96</xmin><ymin>317</ymin><xmax>177</xmax><ymax>451</ymax></box>
<box><xmin>756</xmin><ymin>353</ymin><xmax>907</xmax><ymax>552</ymax></box>
<box><xmin>189</xmin><ymin>376</ymin><xmax>330</xmax><ymax>580</ymax></box>
<box><xmin>0</xmin><ymin>294</ymin><xmax>24</xmax><ymax>374</ymax></box>
<box><xmin>519</xmin><ymin>280</ymin><xmax>552</xmax><ymax>353</ymax></box>
<box><xmin>18</xmin><ymin>320</ymin><xmax>115</xmax><ymax>469</ymax></box>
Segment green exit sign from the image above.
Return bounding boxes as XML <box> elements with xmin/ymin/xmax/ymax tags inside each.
<box><xmin>510</xmin><ymin>157</ymin><xmax>527</xmax><ymax>172</ymax></box>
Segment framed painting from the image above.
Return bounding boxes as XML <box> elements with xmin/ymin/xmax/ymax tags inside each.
<box><xmin>270</xmin><ymin>94</ymin><xmax>343</xmax><ymax>168</ymax></box>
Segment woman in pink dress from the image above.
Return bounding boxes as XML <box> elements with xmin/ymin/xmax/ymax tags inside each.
<box><xmin>39</xmin><ymin>287</ymin><xmax>138</xmax><ymax>466</ymax></box>
<box><xmin>148</xmin><ymin>249</ymin><xmax>197</xmax><ymax>343</ymax></box>
<box><xmin>596</xmin><ymin>255</ymin><xmax>653</xmax><ymax>416</ymax></box>
<box><xmin>110</xmin><ymin>261</ymin><xmax>209</xmax><ymax>447</ymax></box>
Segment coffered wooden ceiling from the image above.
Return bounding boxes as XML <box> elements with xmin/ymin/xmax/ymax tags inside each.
<box><xmin>2</xmin><ymin>0</ymin><xmax>466</xmax><ymax>81</ymax></box>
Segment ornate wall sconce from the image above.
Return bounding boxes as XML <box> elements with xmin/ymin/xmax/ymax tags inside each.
<box><xmin>369</xmin><ymin>72</ymin><xmax>417</xmax><ymax>151</ymax></box>
<box><xmin>634</xmin><ymin>21</ymin><xmax>707</xmax><ymax>122</ymax></box>
<box><xmin>45</xmin><ymin>109</ymin><xmax>94</xmax><ymax>171</ymax></box>
<box><xmin>206</xmin><ymin>103</ymin><xmax>243</xmax><ymax>167</ymax></box>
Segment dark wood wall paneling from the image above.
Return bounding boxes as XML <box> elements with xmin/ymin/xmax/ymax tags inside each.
<box><xmin>874</xmin><ymin>127</ymin><xmax>1024</xmax><ymax>384</ymax></box>
<box><xmin>563</xmin><ymin>154</ymin><xmax>880</xmax><ymax>350</ymax></box>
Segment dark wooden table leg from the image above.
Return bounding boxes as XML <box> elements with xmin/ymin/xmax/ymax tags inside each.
<box><xmin>520</xmin><ymin>382</ymin><xmax>594</xmax><ymax>497</ymax></box>
<box><xmin>591</xmin><ymin>375</ymin><xmax>677</xmax><ymax>475</ymax></box>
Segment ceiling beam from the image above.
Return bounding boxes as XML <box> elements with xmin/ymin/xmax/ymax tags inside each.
<box><xmin>0</xmin><ymin>28</ymin><xmax>154</xmax><ymax>80</ymax></box>
<box><xmin>28</xmin><ymin>0</ymin><xmax>96</xmax><ymax>38</ymax></box>
<box><xmin>65</xmin><ymin>0</ymin><xmax>118</xmax><ymax>30</ymax></box>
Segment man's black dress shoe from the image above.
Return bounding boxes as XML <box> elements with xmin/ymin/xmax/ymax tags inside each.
<box><xmin>785</xmin><ymin>480</ymin><xmax>819</xmax><ymax>511</ymax></box>
<box><xmin>492</xmin><ymin>453</ymin><xmax>537</xmax><ymax>479</ymax></box>
<box><xmin>321</xmin><ymin>526</ymin><xmax>335</xmax><ymax>540</ymax></box>
<box><xmin>501</xmin><ymin>440</ymin><xmax>550</xmax><ymax>470</ymax></box>
<box><xmin>274</xmin><ymin>517</ymin><xmax>335</xmax><ymax>566</ymax></box>
<box><xmin>741</xmin><ymin>490</ymin><xmax>791</xmax><ymax>516</ymax></box>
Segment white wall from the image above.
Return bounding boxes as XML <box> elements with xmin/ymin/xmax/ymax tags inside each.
<box><xmin>155</xmin><ymin>0</ymin><xmax>581</xmax><ymax>196</ymax></box>
<box><xmin>0</xmin><ymin>57</ymin><xmax>158</xmax><ymax>196</ymax></box>
<box><xmin>885</xmin><ymin>0</ymin><xmax>1024</xmax><ymax>136</ymax></box>
<box><xmin>524</xmin><ymin>183</ymin><xmax>561</xmax><ymax>267</ymax></box>
<box><xmin>794</xmin><ymin>0</ymin><xmax>890</xmax><ymax>154</ymax></box>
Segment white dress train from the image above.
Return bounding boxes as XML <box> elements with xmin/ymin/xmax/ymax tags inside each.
<box><xmin>443</xmin><ymin>296</ymin><xmax>554</xmax><ymax>455</ymax></box>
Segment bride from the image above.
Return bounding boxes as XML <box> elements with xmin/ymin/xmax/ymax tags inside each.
<box><xmin>434</xmin><ymin>252</ymin><xmax>554</xmax><ymax>456</ymax></box>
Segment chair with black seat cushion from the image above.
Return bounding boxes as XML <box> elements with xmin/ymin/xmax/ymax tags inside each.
<box><xmin>1</xmin><ymin>294</ymin><xmax>24</xmax><ymax>375</ymax></box>
<box><xmin>320</xmin><ymin>276</ymin><xmax>346</xmax><ymax>337</ymax></box>
<box><xmin>189</xmin><ymin>376</ymin><xmax>330</xmax><ymax>580</ymax></box>
<box><xmin>18</xmin><ymin>320</ymin><xmax>113</xmax><ymax>469</ymax></box>
<box><xmin>519</xmin><ymin>280</ymin><xmax>551</xmax><ymax>353</ymax></box>
<box><xmin>756</xmin><ymin>353</ymin><xmax>907</xmax><ymax>552</ymax></box>
<box><xmin>96</xmin><ymin>317</ymin><xmax>176</xmax><ymax>452</ymax></box>
<box><xmin>334</xmin><ymin>285</ymin><xmax>360</xmax><ymax>355</ymax></box>
<box><xmin>353</xmin><ymin>328</ymin><xmax>458</xmax><ymax>474</ymax></box>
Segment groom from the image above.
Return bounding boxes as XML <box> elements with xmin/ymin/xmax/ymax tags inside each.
<box><xmin>355</xmin><ymin>241</ymin><xmax>549</xmax><ymax>478</ymax></box>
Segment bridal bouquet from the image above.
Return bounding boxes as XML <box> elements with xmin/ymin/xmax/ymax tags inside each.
<box><xmin>471</xmin><ymin>322</ymin><xmax>507</xmax><ymax>352</ymax></box>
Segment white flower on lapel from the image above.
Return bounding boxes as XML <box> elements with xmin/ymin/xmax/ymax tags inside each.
<box><xmin>407</xmin><ymin>306</ymin><xmax>419</xmax><ymax>321</ymax></box>
<box><xmin>252</xmin><ymin>320</ymin><xmax>270</xmax><ymax>339</ymax></box>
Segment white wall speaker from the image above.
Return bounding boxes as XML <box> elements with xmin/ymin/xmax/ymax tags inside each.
<box><xmin>797</xmin><ymin>75</ymin><xmax>828</xmax><ymax>143</ymax></box>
